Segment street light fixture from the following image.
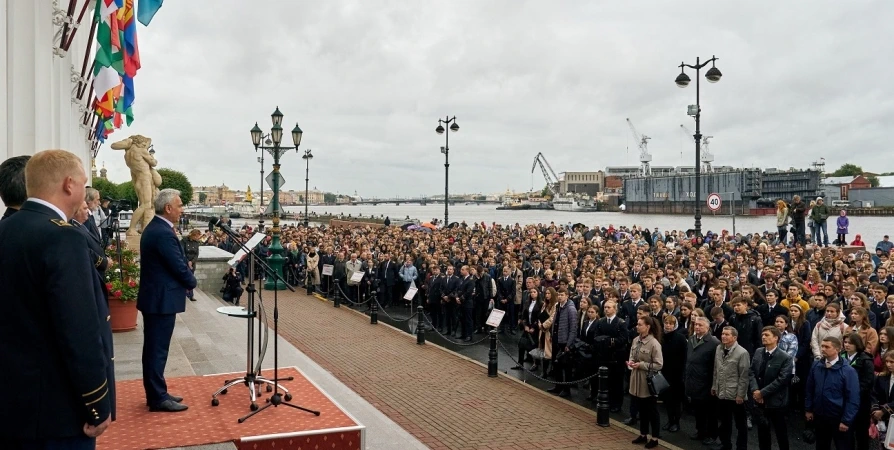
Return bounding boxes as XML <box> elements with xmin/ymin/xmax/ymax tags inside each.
<box><xmin>675</xmin><ymin>55</ymin><xmax>721</xmax><ymax>238</ymax></box>
<box><xmin>301</xmin><ymin>148</ymin><xmax>313</xmax><ymax>227</ymax></box>
<box><xmin>435</xmin><ymin>116</ymin><xmax>459</xmax><ymax>226</ymax></box>
<box><xmin>250</xmin><ymin>106</ymin><xmax>304</xmax><ymax>290</ymax></box>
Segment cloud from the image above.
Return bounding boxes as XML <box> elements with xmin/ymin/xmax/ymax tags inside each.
<box><xmin>96</xmin><ymin>0</ymin><xmax>894</xmax><ymax>197</ymax></box>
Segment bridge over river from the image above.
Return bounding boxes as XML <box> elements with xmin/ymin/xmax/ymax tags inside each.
<box><xmin>351</xmin><ymin>197</ymin><xmax>500</xmax><ymax>206</ymax></box>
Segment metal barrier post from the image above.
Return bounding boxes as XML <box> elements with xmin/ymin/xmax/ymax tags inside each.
<box><xmin>488</xmin><ymin>329</ymin><xmax>498</xmax><ymax>377</ymax></box>
<box><xmin>333</xmin><ymin>278</ymin><xmax>341</xmax><ymax>308</ymax></box>
<box><xmin>596</xmin><ymin>366</ymin><xmax>610</xmax><ymax>427</ymax></box>
<box><xmin>416</xmin><ymin>306</ymin><xmax>425</xmax><ymax>345</ymax></box>
<box><xmin>370</xmin><ymin>300</ymin><xmax>378</xmax><ymax>325</ymax></box>
<box><xmin>326</xmin><ymin>276</ymin><xmax>333</xmax><ymax>299</ymax></box>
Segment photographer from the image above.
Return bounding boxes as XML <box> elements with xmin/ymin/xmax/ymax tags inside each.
<box><xmin>221</xmin><ymin>267</ymin><xmax>244</xmax><ymax>305</ymax></box>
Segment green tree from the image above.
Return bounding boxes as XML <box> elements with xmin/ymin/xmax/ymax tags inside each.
<box><xmin>868</xmin><ymin>175</ymin><xmax>880</xmax><ymax>187</ymax></box>
<box><xmin>198</xmin><ymin>192</ymin><xmax>207</xmax><ymax>204</ymax></box>
<box><xmin>91</xmin><ymin>178</ymin><xmax>118</xmax><ymax>200</ymax></box>
<box><xmin>323</xmin><ymin>192</ymin><xmax>337</xmax><ymax>204</ymax></box>
<box><xmin>157</xmin><ymin>168</ymin><xmax>194</xmax><ymax>205</ymax></box>
<box><xmin>831</xmin><ymin>163</ymin><xmax>864</xmax><ymax>177</ymax></box>
<box><xmin>116</xmin><ymin>181</ymin><xmax>138</xmax><ymax>207</ymax></box>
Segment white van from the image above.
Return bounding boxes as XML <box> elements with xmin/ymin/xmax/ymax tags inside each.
<box><xmin>117</xmin><ymin>210</ymin><xmax>133</xmax><ymax>230</ymax></box>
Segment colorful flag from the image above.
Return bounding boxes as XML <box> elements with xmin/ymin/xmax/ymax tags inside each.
<box><xmin>92</xmin><ymin>0</ymin><xmax>142</xmax><ymax>141</ymax></box>
<box><xmin>137</xmin><ymin>0</ymin><xmax>163</xmax><ymax>26</ymax></box>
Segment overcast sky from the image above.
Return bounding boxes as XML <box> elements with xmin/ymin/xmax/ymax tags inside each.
<box><xmin>98</xmin><ymin>0</ymin><xmax>894</xmax><ymax>198</ymax></box>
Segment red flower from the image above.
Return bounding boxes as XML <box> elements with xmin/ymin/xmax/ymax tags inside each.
<box><xmin>127</xmin><ymin>280</ymin><xmax>137</xmax><ymax>288</ymax></box>
<box><xmin>106</xmin><ymin>283</ymin><xmax>113</xmax><ymax>291</ymax></box>
<box><xmin>113</xmin><ymin>290</ymin><xmax>123</xmax><ymax>298</ymax></box>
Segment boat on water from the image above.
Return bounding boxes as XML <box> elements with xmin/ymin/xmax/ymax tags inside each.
<box><xmin>496</xmin><ymin>196</ymin><xmax>553</xmax><ymax>211</ymax></box>
<box><xmin>552</xmin><ymin>194</ymin><xmax>598</xmax><ymax>212</ymax></box>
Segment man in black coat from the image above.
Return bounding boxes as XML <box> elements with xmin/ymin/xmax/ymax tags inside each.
<box><xmin>756</xmin><ymin>290</ymin><xmax>788</xmax><ymax>327</ymax></box>
<box><xmin>0</xmin><ymin>155</ymin><xmax>29</xmax><ymax>220</ymax></box>
<box><xmin>377</xmin><ymin>253</ymin><xmax>398</xmax><ymax>308</ymax></box>
<box><xmin>729</xmin><ymin>297</ymin><xmax>764</xmax><ymax>356</ymax></box>
<box><xmin>427</xmin><ymin>265</ymin><xmax>446</xmax><ymax>332</ymax></box>
<box><xmin>594</xmin><ymin>300</ymin><xmax>629</xmax><ymax>412</ymax></box>
<box><xmin>496</xmin><ymin>266</ymin><xmax>516</xmax><ymax>335</ymax></box>
<box><xmin>686</xmin><ymin>317</ymin><xmax>721</xmax><ymax>445</ymax></box>
<box><xmin>458</xmin><ymin>265</ymin><xmax>476</xmax><ymax>342</ymax></box>
<box><xmin>0</xmin><ymin>150</ymin><xmax>112</xmax><ymax>448</ymax></box>
<box><xmin>750</xmin><ymin>326</ymin><xmax>793</xmax><ymax>450</ymax></box>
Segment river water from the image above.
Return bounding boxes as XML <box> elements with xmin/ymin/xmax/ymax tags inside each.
<box><xmin>271</xmin><ymin>204</ymin><xmax>893</xmax><ymax>247</ymax></box>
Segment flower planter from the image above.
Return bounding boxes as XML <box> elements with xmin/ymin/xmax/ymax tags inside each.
<box><xmin>109</xmin><ymin>295</ymin><xmax>138</xmax><ymax>332</ymax></box>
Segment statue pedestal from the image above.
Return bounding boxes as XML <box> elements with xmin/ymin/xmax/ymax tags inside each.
<box><xmin>124</xmin><ymin>233</ymin><xmax>142</xmax><ymax>254</ymax></box>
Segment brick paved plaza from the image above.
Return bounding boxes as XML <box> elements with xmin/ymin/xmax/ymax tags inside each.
<box><xmin>270</xmin><ymin>290</ymin><xmax>673</xmax><ymax>450</ymax></box>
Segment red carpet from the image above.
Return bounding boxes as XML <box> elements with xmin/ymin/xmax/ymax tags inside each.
<box><xmin>98</xmin><ymin>367</ymin><xmax>364</xmax><ymax>450</ymax></box>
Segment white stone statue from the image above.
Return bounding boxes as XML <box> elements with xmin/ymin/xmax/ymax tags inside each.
<box><xmin>111</xmin><ymin>135</ymin><xmax>162</xmax><ymax>236</ymax></box>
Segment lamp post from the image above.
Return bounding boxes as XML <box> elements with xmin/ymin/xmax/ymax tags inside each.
<box><xmin>675</xmin><ymin>55</ymin><xmax>722</xmax><ymax>238</ymax></box>
<box><xmin>435</xmin><ymin>116</ymin><xmax>459</xmax><ymax>226</ymax></box>
<box><xmin>251</xmin><ymin>124</ymin><xmax>269</xmax><ymax>231</ymax></box>
<box><xmin>250</xmin><ymin>107</ymin><xmax>304</xmax><ymax>290</ymax></box>
<box><xmin>301</xmin><ymin>149</ymin><xmax>313</xmax><ymax>227</ymax></box>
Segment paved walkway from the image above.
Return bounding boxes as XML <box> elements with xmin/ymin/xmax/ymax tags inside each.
<box><xmin>269</xmin><ymin>290</ymin><xmax>668</xmax><ymax>450</ymax></box>
<box><xmin>113</xmin><ymin>289</ymin><xmax>427</xmax><ymax>450</ymax></box>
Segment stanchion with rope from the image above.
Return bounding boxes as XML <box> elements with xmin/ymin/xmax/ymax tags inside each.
<box><xmin>333</xmin><ymin>278</ymin><xmax>341</xmax><ymax>308</ymax></box>
<box><xmin>415</xmin><ymin>306</ymin><xmax>425</xmax><ymax>345</ymax></box>
<box><xmin>487</xmin><ymin>329</ymin><xmax>498</xmax><ymax>377</ymax></box>
<box><xmin>596</xmin><ymin>366</ymin><xmax>610</xmax><ymax>427</ymax></box>
<box><xmin>421</xmin><ymin>314</ymin><xmax>491</xmax><ymax>347</ymax></box>
<box><xmin>370</xmin><ymin>300</ymin><xmax>378</xmax><ymax>324</ymax></box>
<box><xmin>495</xmin><ymin>338</ymin><xmax>602</xmax><ymax>386</ymax></box>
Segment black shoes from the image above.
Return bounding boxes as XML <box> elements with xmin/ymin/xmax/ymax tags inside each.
<box><xmin>510</xmin><ymin>365</ymin><xmax>523</xmax><ymax>370</ymax></box>
<box><xmin>632</xmin><ymin>435</ymin><xmax>647</xmax><ymax>444</ymax></box>
<box><xmin>645</xmin><ymin>439</ymin><xmax>659</xmax><ymax>449</ymax></box>
<box><xmin>149</xmin><ymin>399</ymin><xmax>188</xmax><ymax>412</ymax></box>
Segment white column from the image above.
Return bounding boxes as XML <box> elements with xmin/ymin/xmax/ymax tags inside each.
<box><xmin>7</xmin><ymin>0</ymin><xmax>38</xmax><ymax>157</ymax></box>
<box><xmin>1</xmin><ymin>0</ymin><xmax>9</xmax><ymax>161</ymax></box>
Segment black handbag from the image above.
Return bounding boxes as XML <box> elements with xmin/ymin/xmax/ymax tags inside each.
<box><xmin>641</xmin><ymin>344</ymin><xmax>670</xmax><ymax>396</ymax></box>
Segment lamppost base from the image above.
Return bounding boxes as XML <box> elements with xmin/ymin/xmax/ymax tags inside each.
<box><xmin>264</xmin><ymin>278</ymin><xmax>288</xmax><ymax>291</ymax></box>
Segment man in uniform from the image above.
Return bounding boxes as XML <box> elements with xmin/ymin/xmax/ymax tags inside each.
<box><xmin>0</xmin><ymin>155</ymin><xmax>30</xmax><ymax>219</ymax></box>
<box><xmin>0</xmin><ymin>149</ymin><xmax>112</xmax><ymax>449</ymax></box>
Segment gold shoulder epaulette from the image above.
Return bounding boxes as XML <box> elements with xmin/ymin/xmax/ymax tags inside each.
<box><xmin>51</xmin><ymin>219</ymin><xmax>72</xmax><ymax>227</ymax></box>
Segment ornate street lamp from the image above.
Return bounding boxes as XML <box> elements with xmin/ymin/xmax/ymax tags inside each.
<box><xmin>301</xmin><ymin>148</ymin><xmax>312</xmax><ymax>227</ymax></box>
<box><xmin>250</xmin><ymin>107</ymin><xmax>304</xmax><ymax>290</ymax></box>
<box><xmin>675</xmin><ymin>56</ymin><xmax>722</xmax><ymax>237</ymax></box>
<box><xmin>435</xmin><ymin>116</ymin><xmax>459</xmax><ymax>226</ymax></box>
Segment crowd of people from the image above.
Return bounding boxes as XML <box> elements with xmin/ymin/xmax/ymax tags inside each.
<box><xmin>198</xmin><ymin>214</ymin><xmax>894</xmax><ymax>450</ymax></box>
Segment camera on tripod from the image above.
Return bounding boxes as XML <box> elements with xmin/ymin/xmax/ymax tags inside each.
<box><xmin>107</xmin><ymin>198</ymin><xmax>132</xmax><ymax>218</ymax></box>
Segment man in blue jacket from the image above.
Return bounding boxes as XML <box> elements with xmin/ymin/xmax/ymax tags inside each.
<box><xmin>805</xmin><ymin>336</ymin><xmax>860</xmax><ymax>450</ymax></box>
<box><xmin>138</xmin><ymin>189</ymin><xmax>197</xmax><ymax>413</ymax></box>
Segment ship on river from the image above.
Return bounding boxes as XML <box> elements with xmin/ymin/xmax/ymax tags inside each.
<box><xmin>622</xmin><ymin>168</ymin><xmax>822</xmax><ymax>215</ymax></box>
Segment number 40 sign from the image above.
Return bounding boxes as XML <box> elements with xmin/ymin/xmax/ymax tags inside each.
<box><xmin>706</xmin><ymin>193</ymin><xmax>722</xmax><ymax>212</ymax></box>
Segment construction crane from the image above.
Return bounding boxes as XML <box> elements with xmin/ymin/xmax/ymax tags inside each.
<box><xmin>680</xmin><ymin>124</ymin><xmax>714</xmax><ymax>173</ymax></box>
<box><xmin>531</xmin><ymin>152</ymin><xmax>560</xmax><ymax>196</ymax></box>
<box><xmin>626</xmin><ymin>118</ymin><xmax>652</xmax><ymax>176</ymax></box>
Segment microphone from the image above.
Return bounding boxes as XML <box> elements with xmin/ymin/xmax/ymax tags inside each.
<box><xmin>217</xmin><ymin>220</ymin><xmax>237</xmax><ymax>235</ymax></box>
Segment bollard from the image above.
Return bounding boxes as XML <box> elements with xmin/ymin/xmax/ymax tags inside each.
<box><xmin>487</xmin><ymin>329</ymin><xmax>498</xmax><ymax>377</ymax></box>
<box><xmin>305</xmin><ymin>278</ymin><xmax>313</xmax><ymax>295</ymax></box>
<box><xmin>326</xmin><ymin>276</ymin><xmax>333</xmax><ymax>299</ymax></box>
<box><xmin>596</xmin><ymin>366</ymin><xmax>610</xmax><ymax>427</ymax></box>
<box><xmin>333</xmin><ymin>278</ymin><xmax>341</xmax><ymax>308</ymax></box>
<box><xmin>416</xmin><ymin>306</ymin><xmax>425</xmax><ymax>345</ymax></box>
<box><xmin>370</xmin><ymin>300</ymin><xmax>378</xmax><ymax>325</ymax></box>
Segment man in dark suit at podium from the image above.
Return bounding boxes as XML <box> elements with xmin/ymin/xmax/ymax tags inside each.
<box><xmin>138</xmin><ymin>188</ymin><xmax>196</xmax><ymax>413</ymax></box>
<box><xmin>0</xmin><ymin>150</ymin><xmax>112</xmax><ymax>448</ymax></box>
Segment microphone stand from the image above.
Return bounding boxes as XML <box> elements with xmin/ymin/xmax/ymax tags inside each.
<box><xmin>210</xmin><ymin>224</ymin><xmax>294</xmax><ymax>413</ymax></box>
<box><xmin>214</xmin><ymin>223</ymin><xmax>320</xmax><ymax>422</ymax></box>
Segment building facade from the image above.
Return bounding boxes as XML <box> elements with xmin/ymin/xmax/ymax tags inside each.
<box><xmin>558</xmin><ymin>171</ymin><xmax>604</xmax><ymax>196</ymax></box>
<box><xmin>1</xmin><ymin>1</ymin><xmax>96</xmax><ymax>216</ymax></box>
